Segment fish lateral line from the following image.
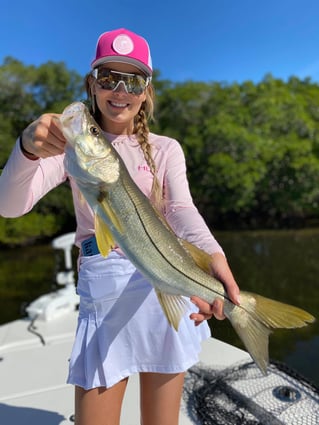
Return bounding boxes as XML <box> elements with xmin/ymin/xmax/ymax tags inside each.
<box><xmin>117</xmin><ymin>175</ymin><xmax>231</xmax><ymax>303</ymax></box>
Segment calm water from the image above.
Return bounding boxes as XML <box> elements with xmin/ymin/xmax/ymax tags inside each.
<box><xmin>0</xmin><ymin>229</ymin><xmax>318</xmax><ymax>386</ymax></box>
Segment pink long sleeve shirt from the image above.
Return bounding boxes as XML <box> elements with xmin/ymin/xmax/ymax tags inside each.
<box><xmin>0</xmin><ymin>132</ymin><xmax>223</xmax><ymax>255</ymax></box>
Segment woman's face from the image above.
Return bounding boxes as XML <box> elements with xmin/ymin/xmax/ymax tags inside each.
<box><xmin>92</xmin><ymin>61</ymin><xmax>147</xmax><ymax>135</ymax></box>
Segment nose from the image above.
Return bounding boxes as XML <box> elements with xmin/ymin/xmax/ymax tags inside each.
<box><xmin>112</xmin><ymin>81</ymin><xmax>128</xmax><ymax>93</ymax></box>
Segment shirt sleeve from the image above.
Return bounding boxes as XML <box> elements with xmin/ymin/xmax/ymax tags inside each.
<box><xmin>0</xmin><ymin>138</ymin><xmax>67</xmax><ymax>218</ymax></box>
<box><xmin>162</xmin><ymin>140</ymin><xmax>224</xmax><ymax>256</ymax></box>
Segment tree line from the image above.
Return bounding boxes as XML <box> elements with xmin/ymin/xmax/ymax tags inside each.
<box><xmin>1</xmin><ymin>57</ymin><xmax>319</xmax><ymax>245</ymax></box>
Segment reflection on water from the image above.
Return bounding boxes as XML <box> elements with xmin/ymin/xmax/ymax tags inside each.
<box><xmin>211</xmin><ymin>228</ymin><xmax>319</xmax><ymax>386</ymax></box>
<box><xmin>0</xmin><ymin>229</ymin><xmax>318</xmax><ymax>385</ymax></box>
<box><xmin>0</xmin><ymin>244</ymin><xmax>55</xmax><ymax>323</ymax></box>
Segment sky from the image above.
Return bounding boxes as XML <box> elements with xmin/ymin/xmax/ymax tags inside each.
<box><xmin>1</xmin><ymin>0</ymin><xmax>319</xmax><ymax>84</ymax></box>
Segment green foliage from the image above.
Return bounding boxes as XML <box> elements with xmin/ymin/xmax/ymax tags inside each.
<box><xmin>2</xmin><ymin>58</ymin><xmax>319</xmax><ymax>245</ymax></box>
<box><xmin>0</xmin><ymin>212</ymin><xmax>60</xmax><ymax>245</ymax></box>
<box><xmin>0</xmin><ymin>57</ymin><xmax>85</xmax><ymax>162</ymax></box>
<box><xmin>154</xmin><ymin>74</ymin><xmax>319</xmax><ymax>228</ymax></box>
<box><xmin>0</xmin><ymin>58</ymin><xmax>83</xmax><ymax>244</ymax></box>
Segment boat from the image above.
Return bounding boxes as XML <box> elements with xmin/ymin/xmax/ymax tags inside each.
<box><xmin>0</xmin><ymin>233</ymin><xmax>318</xmax><ymax>424</ymax></box>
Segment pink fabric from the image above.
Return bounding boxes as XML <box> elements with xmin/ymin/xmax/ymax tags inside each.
<box><xmin>0</xmin><ymin>133</ymin><xmax>223</xmax><ymax>256</ymax></box>
<box><xmin>92</xmin><ymin>28</ymin><xmax>152</xmax><ymax>76</ymax></box>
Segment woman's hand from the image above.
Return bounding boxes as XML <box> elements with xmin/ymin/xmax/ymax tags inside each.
<box><xmin>190</xmin><ymin>252</ymin><xmax>240</xmax><ymax>326</ymax></box>
<box><xmin>21</xmin><ymin>113</ymin><xmax>65</xmax><ymax>159</ymax></box>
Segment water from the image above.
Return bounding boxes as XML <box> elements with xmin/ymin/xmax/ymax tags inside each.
<box><xmin>211</xmin><ymin>228</ymin><xmax>319</xmax><ymax>386</ymax></box>
<box><xmin>0</xmin><ymin>229</ymin><xmax>318</xmax><ymax>386</ymax></box>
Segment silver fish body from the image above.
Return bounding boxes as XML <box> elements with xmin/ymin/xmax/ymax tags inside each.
<box><xmin>60</xmin><ymin>102</ymin><xmax>315</xmax><ymax>374</ymax></box>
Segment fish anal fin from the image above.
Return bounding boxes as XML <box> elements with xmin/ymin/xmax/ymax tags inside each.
<box><xmin>155</xmin><ymin>290</ymin><xmax>188</xmax><ymax>331</ymax></box>
<box><xmin>179</xmin><ymin>239</ymin><xmax>212</xmax><ymax>275</ymax></box>
<box><xmin>95</xmin><ymin>213</ymin><xmax>116</xmax><ymax>257</ymax></box>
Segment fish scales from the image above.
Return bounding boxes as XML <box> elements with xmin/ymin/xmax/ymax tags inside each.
<box><xmin>103</xmin><ymin>167</ymin><xmax>225</xmax><ymax>298</ymax></box>
<box><xmin>60</xmin><ymin>102</ymin><xmax>315</xmax><ymax>375</ymax></box>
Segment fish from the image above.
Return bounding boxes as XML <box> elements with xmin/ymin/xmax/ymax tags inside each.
<box><xmin>60</xmin><ymin>101</ymin><xmax>315</xmax><ymax>375</ymax></box>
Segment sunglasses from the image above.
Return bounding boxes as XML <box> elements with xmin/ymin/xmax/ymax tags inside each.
<box><xmin>92</xmin><ymin>68</ymin><xmax>150</xmax><ymax>95</ymax></box>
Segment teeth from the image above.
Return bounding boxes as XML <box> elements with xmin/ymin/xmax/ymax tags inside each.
<box><xmin>110</xmin><ymin>101</ymin><xmax>127</xmax><ymax>107</ymax></box>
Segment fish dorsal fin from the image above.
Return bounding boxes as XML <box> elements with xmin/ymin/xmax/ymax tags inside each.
<box><xmin>179</xmin><ymin>239</ymin><xmax>212</xmax><ymax>275</ymax></box>
<box><xmin>95</xmin><ymin>213</ymin><xmax>116</xmax><ymax>257</ymax></box>
<box><xmin>155</xmin><ymin>290</ymin><xmax>188</xmax><ymax>331</ymax></box>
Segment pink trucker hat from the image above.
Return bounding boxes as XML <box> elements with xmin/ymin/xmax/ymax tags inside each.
<box><xmin>91</xmin><ymin>28</ymin><xmax>153</xmax><ymax>77</ymax></box>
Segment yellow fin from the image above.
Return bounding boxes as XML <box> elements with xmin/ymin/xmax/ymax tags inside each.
<box><xmin>243</xmin><ymin>291</ymin><xmax>316</xmax><ymax>329</ymax></box>
<box><xmin>179</xmin><ymin>239</ymin><xmax>212</xmax><ymax>274</ymax></box>
<box><xmin>225</xmin><ymin>300</ymin><xmax>271</xmax><ymax>374</ymax></box>
<box><xmin>95</xmin><ymin>213</ymin><xmax>116</xmax><ymax>257</ymax></box>
<box><xmin>155</xmin><ymin>290</ymin><xmax>188</xmax><ymax>331</ymax></box>
<box><xmin>224</xmin><ymin>291</ymin><xmax>316</xmax><ymax>375</ymax></box>
<box><xmin>78</xmin><ymin>191</ymin><xmax>86</xmax><ymax>205</ymax></box>
<box><xmin>98</xmin><ymin>195</ymin><xmax>123</xmax><ymax>235</ymax></box>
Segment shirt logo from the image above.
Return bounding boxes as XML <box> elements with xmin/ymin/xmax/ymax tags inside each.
<box><xmin>138</xmin><ymin>165</ymin><xmax>151</xmax><ymax>172</ymax></box>
<box><xmin>113</xmin><ymin>35</ymin><xmax>134</xmax><ymax>55</ymax></box>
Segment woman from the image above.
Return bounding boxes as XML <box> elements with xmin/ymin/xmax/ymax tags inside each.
<box><xmin>0</xmin><ymin>28</ymin><xmax>240</xmax><ymax>425</ymax></box>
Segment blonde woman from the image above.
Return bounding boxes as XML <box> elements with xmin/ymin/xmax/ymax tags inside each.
<box><xmin>0</xmin><ymin>28</ymin><xmax>240</xmax><ymax>425</ymax></box>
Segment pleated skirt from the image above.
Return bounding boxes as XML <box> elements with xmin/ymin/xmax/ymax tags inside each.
<box><xmin>67</xmin><ymin>251</ymin><xmax>211</xmax><ymax>390</ymax></box>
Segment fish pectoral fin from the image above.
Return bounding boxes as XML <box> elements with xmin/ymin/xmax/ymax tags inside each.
<box><xmin>98</xmin><ymin>195</ymin><xmax>124</xmax><ymax>235</ymax></box>
<box><xmin>78</xmin><ymin>191</ymin><xmax>86</xmax><ymax>205</ymax></box>
<box><xmin>179</xmin><ymin>239</ymin><xmax>212</xmax><ymax>275</ymax></box>
<box><xmin>95</xmin><ymin>213</ymin><xmax>116</xmax><ymax>257</ymax></box>
<box><xmin>155</xmin><ymin>290</ymin><xmax>188</xmax><ymax>331</ymax></box>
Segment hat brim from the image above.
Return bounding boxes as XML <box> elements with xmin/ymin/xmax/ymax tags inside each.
<box><xmin>91</xmin><ymin>56</ymin><xmax>152</xmax><ymax>77</ymax></box>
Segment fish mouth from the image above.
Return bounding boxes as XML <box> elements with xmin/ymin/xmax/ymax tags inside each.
<box><xmin>60</xmin><ymin>102</ymin><xmax>86</xmax><ymax>139</ymax></box>
<box><xmin>62</xmin><ymin>102</ymin><xmax>86</xmax><ymax>118</ymax></box>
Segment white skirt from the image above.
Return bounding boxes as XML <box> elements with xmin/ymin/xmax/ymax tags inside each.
<box><xmin>67</xmin><ymin>251</ymin><xmax>211</xmax><ymax>390</ymax></box>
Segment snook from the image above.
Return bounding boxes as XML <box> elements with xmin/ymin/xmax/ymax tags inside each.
<box><xmin>60</xmin><ymin>102</ymin><xmax>315</xmax><ymax>374</ymax></box>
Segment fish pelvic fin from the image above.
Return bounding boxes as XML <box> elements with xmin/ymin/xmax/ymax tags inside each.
<box><xmin>155</xmin><ymin>290</ymin><xmax>188</xmax><ymax>331</ymax></box>
<box><xmin>179</xmin><ymin>239</ymin><xmax>212</xmax><ymax>274</ymax></box>
<box><xmin>95</xmin><ymin>213</ymin><xmax>116</xmax><ymax>257</ymax></box>
<box><xmin>224</xmin><ymin>291</ymin><xmax>315</xmax><ymax>375</ymax></box>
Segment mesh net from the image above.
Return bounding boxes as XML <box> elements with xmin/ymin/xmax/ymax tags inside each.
<box><xmin>183</xmin><ymin>361</ymin><xmax>319</xmax><ymax>425</ymax></box>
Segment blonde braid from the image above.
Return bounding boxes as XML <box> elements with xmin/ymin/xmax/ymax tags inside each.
<box><xmin>135</xmin><ymin>86</ymin><xmax>163</xmax><ymax>210</ymax></box>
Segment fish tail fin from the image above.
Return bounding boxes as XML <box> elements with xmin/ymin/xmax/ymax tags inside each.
<box><xmin>225</xmin><ymin>291</ymin><xmax>315</xmax><ymax>375</ymax></box>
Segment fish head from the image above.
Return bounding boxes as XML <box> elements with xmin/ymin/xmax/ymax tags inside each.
<box><xmin>60</xmin><ymin>102</ymin><xmax>109</xmax><ymax>159</ymax></box>
<box><xmin>60</xmin><ymin>102</ymin><xmax>119</xmax><ymax>184</ymax></box>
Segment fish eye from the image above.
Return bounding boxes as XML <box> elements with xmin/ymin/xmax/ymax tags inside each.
<box><xmin>90</xmin><ymin>126</ymin><xmax>100</xmax><ymax>136</ymax></box>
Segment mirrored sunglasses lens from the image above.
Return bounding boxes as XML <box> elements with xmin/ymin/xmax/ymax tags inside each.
<box><xmin>96</xmin><ymin>70</ymin><xmax>147</xmax><ymax>94</ymax></box>
<box><xmin>128</xmin><ymin>75</ymin><xmax>147</xmax><ymax>94</ymax></box>
<box><xmin>97</xmin><ymin>72</ymin><xmax>117</xmax><ymax>90</ymax></box>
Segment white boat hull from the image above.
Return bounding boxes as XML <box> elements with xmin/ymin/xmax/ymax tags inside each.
<box><xmin>0</xmin><ymin>310</ymin><xmax>249</xmax><ymax>424</ymax></box>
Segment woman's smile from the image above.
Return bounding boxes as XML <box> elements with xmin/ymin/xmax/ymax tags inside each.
<box><xmin>108</xmin><ymin>100</ymin><xmax>130</xmax><ymax>109</ymax></box>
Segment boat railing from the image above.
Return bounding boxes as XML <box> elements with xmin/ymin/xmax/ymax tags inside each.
<box><xmin>25</xmin><ymin>232</ymin><xmax>79</xmax><ymax>322</ymax></box>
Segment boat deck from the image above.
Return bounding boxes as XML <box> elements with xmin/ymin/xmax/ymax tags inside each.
<box><xmin>0</xmin><ymin>310</ymin><xmax>249</xmax><ymax>424</ymax></box>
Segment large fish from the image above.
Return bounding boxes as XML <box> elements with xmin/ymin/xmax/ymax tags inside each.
<box><xmin>60</xmin><ymin>102</ymin><xmax>315</xmax><ymax>374</ymax></box>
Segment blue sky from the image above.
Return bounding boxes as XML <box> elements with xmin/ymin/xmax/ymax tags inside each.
<box><xmin>1</xmin><ymin>0</ymin><xmax>319</xmax><ymax>84</ymax></box>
